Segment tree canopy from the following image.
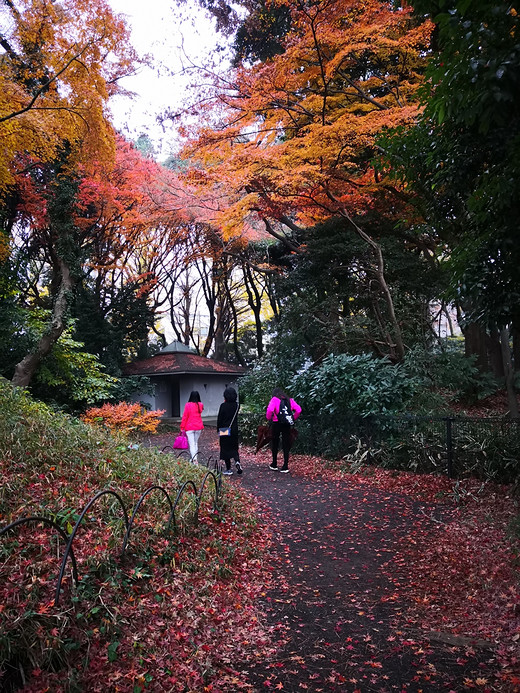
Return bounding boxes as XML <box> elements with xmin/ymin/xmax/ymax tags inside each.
<box><xmin>1</xmin><ymin>0</ymin><xmax>519</xmax><ymax>413</ymax></box>
<box><xmin>0</xmin><ymin>0</ymin><xmax>138</xmax><ymax>194</ymax></box>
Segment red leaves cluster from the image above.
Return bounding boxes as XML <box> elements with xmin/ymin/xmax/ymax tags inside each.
<box><xmin>387</xmin><ymin>491</ymin><xmax>520</xmax><ymax>688</ymax></box>
<box><xmin>1</xmin><ymin>477</ymin><xmax>276</xmax><ymax>691</ymax></box>
<box><xmin>245</xmin><ymin>444</ymin><xmax>520</xmax><ymax>690</ymax></box>
<box><xmin>3</xmin><ymin>414</ymin><xmax>519</xmax><ymax>692</ymax></box>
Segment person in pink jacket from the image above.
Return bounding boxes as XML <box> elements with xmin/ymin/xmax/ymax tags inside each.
<box><xmin>180</xmin><ymin>390</ymin><xmax>204</xmax><ymax>463</ymax></box>
<box><xmin>266</xmin><ymin>387</ymin><xmax>302</xmax><ymax>473</ymax></box>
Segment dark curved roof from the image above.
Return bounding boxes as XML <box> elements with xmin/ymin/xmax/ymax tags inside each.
<box><xmin>123</xmin><ymin>352</ymin><xmax>246</xmax><ymax>377</ymax></box>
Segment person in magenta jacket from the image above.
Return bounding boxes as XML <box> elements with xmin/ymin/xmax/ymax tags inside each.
<box><xmin>180</xmin><ymin>390</ymin><xmax>204</xmax><ymax>463</ymax></box>
<box><xmin>266</xmin><ymin>387</ymin><xmax>302</xmax><ymax>473</ymax></box>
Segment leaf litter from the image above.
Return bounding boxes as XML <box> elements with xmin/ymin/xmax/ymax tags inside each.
<box><xmin>2</xmin><ymin>428</ymin><xmax>519</xmax><ymax>692</ymax></box>
<box><xmin>235</xmin><ymin>444</ymin><xmax>520</xmax><ymax>692</ymax></box>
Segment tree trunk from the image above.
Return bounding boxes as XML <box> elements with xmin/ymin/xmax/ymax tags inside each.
<box><xmin>12</xmin><ymin>260</ymin><xmax>74</xmax><ymax>387</ymax></box>
<box><xmin>463</xmin><ymin>322</ymin><xmax>489</xmax><ymax>372</ymax></box>
<box><xmin>336</xmin><ymin>204</ymin><xmax>405</xmax><ymax>360</ymax></box>
<box><xmin>369</xmin><ymin>237</ymin><xmax>405</xmax><ymax>361</ymax></box>
<box><xmin>212</xmin><ymin>322</ymin><xmax>227</xmax><ymax>361</ymax></box>
<box><xmin>487</xmin><ymin>326</ymin><xmax>504</xmax><ymax>378</ymax></box>
<box><xmin>325</xmin><ymin>189</ymin><xmax>405</xmax><ymax>360</ymax></box>
<box><xmin>242</xmin><ymin>262</ymin><xmax>264</xmax><ymax>359</ymax></box>
<box><xmin>224</xmin><ymin>272</ymin><xmax>247</xmax><ymax>367</ymax></box>
<box><xmin>512</xmin><ymin>315</ymin><xmax>520</xmax><ymax>373</ymax></box>
<box><xmin>500</xmin><ymin>328</ymin><xmax>519</xmax><ymax>419</ymax></box>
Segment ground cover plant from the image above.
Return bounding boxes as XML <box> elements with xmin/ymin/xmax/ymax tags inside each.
<box><xmin>0</xmin><ymin>378</ymin><xmax>274</xmax><ymax>691</ymax></box>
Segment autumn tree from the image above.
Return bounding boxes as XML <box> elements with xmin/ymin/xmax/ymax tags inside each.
<box><xmin>8</xmin><ymin>137</ymin><xmax>187</xmax><ymax>388</ymax></box>
<box><xmin>0</xmin><ymin>0</ymin><xmax>149</xmax><ymax>389</ymax></box>
<box><xmin>179</xmin><ymin>0</ymin><xmax>433</xmax><ymax>361</ymax></box>
<box><xmin>10</xmin><ymin>151</ymin><xmax>83</xmax><ymax>387</ymax></box>
<box><xmin>0</xmin><ymin>0</ymin><xmax>137</xmax><ymax>195</ymax></box>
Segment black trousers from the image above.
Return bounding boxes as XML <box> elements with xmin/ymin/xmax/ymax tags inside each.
<box><xmin>271</xmin><ymin>422</ymin><xmax>292</xmax><ymax>467</ymax></box>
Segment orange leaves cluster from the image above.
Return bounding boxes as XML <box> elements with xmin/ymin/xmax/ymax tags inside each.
<box><xmin>180</xmin><ymin>0</ymin><xmax>433</xmax><ymax>238</ymax></box>
<box><xmin>82</xmin><ymin>402</ymin><xmax>165</xmax><ymax>435</ymax></box>
<box><xmin>76</xmin><ymin>136</ymin><xmax>188</xmax><ymax>275</ymax></box>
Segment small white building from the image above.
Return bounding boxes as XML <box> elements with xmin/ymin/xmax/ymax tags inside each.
<box><xmin>123</xmin><ymin>341</ymin><xmax>246</xmax><ymax>419</ymax></box>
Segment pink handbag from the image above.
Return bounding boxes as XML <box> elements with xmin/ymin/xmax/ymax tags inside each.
<box><xmin>173</xmin><ymin>433</ymin><xmax>188</xmax><ymax>450</ymax></box>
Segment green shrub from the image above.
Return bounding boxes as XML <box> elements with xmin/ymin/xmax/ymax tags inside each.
<box><xmin>403</xmin><ymin>343</ymin><xmax>499</xmax><ymax>404</ymax></box>
<box><xmin>292</xmin><ymin>353</ymin><xmax>421</xmax><ymax>417</ymax></box>
<box><xmin>0</xmin><ymin>376</ymin><xmax>210</xmax><ymax>524</ymax></box>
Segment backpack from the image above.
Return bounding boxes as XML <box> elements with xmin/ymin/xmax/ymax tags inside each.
<box><xmin>277</xmin><ymin>397</ymin><xmax>294</xmax><ymax>426</ymax></box>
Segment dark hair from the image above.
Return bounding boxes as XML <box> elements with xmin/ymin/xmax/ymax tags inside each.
<box><xmin>223</xmin><ymin>386</ymin><xmax>237</xmax><ymax>402</ymax></box>
<box><xmin>188</xmin><ymin>390</ymin><xmax>201</xmax><ymax>403</ymax></box>
<box><xmin>272</xmin><ymin>387</ymin><xmax>288</xmax><ymax>400</ymax></box>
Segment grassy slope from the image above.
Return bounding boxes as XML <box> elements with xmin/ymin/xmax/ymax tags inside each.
<box><xmin>0</xmin><ymin>378</ymin><xmax>274</xmax><ymax>692</ymax></box>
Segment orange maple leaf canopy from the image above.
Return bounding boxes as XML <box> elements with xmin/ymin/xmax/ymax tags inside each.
<box><xmin>10</xmin><ymin>134</ymin><xmax>193</xmax><ymax>307</ymax></box>
<box><xmin>181</xmin><ymin>0</ymin><xmax>433</xmax><ymax>240</ymax></box>
<box><xmin>75</xmin><ymin>137</ymin><xmax>195</xmax><ymax>283</ymax></box>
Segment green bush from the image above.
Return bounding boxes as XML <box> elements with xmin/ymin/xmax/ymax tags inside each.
<box><xmin>0</xmin><ymin>376</ymin><xmax>209</xmax><ymax>523</ymax></box>
<box><xmin>292</xmin><ymin>353</ymin><xmax>421</xmax><ymax>417</ymax></box>
<box><xmin>403</xmin><ymin>343</ymin><xmax>499</xmax><ymax>404</ymax></box>
<box><xmin>239</xmin><ymin>340</ymin><xmax>307</xmax><ymax>411</ymax></box>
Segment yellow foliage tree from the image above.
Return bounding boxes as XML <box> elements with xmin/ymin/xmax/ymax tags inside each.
<box><xmin>0</xmin><ymin>0</ymin><xmax>138</xmax><ymax>195</ymax></box>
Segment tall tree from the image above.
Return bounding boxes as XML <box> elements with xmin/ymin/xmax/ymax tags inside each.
<box><xmin>180</xmin><ymin>0</ymin><xmax>433</xmax><ymax>360</ymax></box>
<box><xmin>382</xmin><ymin>0</ymin><xmax>520</xmax><ymax>411</ymax></box>
<box><xmin>9</xmin><ymin>138</ymin><xmax>186</xmax><ymax>387</ymax></box>
<box><xmin>12</xmin><ymin>152</ymin><xmax>81</xmax><ymax>386</ymax></box>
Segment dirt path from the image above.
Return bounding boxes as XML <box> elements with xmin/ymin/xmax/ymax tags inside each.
<box><xmin>148</xmin><ymin>428</ymin><xmax>505</xmax><ymax>692</ymax></box>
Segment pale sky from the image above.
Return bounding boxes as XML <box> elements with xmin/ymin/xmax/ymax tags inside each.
<box><xmin>107</xmin><ymin>0</ymin><xmax>225</xmax><ymax>159</ymax></box>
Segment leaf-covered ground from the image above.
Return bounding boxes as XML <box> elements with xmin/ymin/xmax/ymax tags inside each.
<box><xmin>2</xmin><ymin>404</ymin><xmax>520</xmax><ymax>692</ymax></box>
<box><xmin>228</xmin><ymin>443</ymin><xmax>520</xmax><ymax>692</ymax></box>
<box><xmin>0</xmin><ymin>384</ymin><xmax>276</xmax><ymax>692</ymax></box>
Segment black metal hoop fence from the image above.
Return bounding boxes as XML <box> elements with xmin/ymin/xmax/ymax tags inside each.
<box><xmin>0</xmin><ymin>452</ymin><xmax>224</xmax><ymax>606</ymax></box>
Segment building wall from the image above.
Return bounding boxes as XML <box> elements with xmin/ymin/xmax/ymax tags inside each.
<box><xmin>179</xmin><ymin>376</ymin><xmax>240</xmax><ymax>418</ymax></box>
<box><xmin>154</xmin><ymin>378</ymin><xmax>173</xmax><ymax>416</ymax></box>
<box><xmin>128</xmin><ymin>374</ymin><xmax>242</xmax><ymax>418</ymax></box>
<box><xmin>130</xmin><ymin>391</ymin><xmax>156</xmax><ymax>411</ymax></box>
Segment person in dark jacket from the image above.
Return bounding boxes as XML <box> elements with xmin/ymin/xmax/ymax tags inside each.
<box><xmin>217</xmin><ymin>386</ymin><xmax>242</xmax><ymax>475</ymax></box>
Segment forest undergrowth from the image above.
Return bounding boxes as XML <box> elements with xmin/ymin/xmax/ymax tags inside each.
<box><xmin>0</xmin><ymin>380</ymin><xmax>275</xmax><ymax>691</ymax></box>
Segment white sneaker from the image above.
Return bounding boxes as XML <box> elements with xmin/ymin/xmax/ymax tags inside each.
<box><xmin>222</xmin><ymin>469</ymin><xmax>233</xmax><ymax>475</ymax></box>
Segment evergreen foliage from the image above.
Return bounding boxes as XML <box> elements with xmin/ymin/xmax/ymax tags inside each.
<box><xmin>73</xmin><ymin>279</ymin><xmax>155</xmax><ymax>374</ymax></box>
<box><xmin>382</xmin><ymin>0</ymin><xmax>520</xmax><ymax>328</ymax></box>
<box><xmin>232</xmin><ymin>1</ymin><xmax>291</xmax><ymax>65</ymax></box>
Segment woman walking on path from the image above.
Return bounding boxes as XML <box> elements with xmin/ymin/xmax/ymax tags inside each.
<box><xmin>266</xmin><ymin>387</ymin><xmax>301</xmax><ymax>473</ymax></box>
<box><xmin>180</xmin><ymin>390</ymin><xmax>204</xmax><ymax>463</ymax></box>
<box><xmin>217</xmin><ymin>386</ymin><xmax>242</xmax><ymax>476</ymax></box>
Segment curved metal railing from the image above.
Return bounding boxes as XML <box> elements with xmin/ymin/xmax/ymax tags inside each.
<box><xmin>0</xmin><ymin>516</ymin><xmax>80</xmax><ymax>592</ymax></box>
<box><xmin>1</xmin><ymin>454</ymin><xmax>223</xmax><ymax>606</ymax></box>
